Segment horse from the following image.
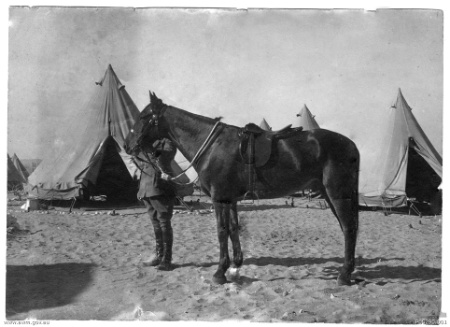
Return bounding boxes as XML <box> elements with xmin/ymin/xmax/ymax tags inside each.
<box><xmin>125</xmin><ymin>92</ymin><xmax>360</xmax><ymax>286</ymax></box>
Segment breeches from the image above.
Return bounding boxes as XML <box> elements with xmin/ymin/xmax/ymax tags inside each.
<box><xmin>142</xmin><ymin>196</ymin><xmax>174</xmax><ymax>232</ymax></box>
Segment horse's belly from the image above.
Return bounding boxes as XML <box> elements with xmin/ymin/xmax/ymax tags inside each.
<box><xmin>252</xmin><ymin>173</ymin><xmax>321</xmax><ymax>199</ymax></box>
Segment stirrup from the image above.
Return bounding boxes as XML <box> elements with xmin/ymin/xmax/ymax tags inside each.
<box><xmin>241</xmin><ymin>190</ymin><xmax>259</xmax><ymax>204</ymax></box>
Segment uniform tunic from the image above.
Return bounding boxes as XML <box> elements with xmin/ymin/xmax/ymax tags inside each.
<box><xmin>137</xmin><ymin>138</ymin><xmax>177</xmax><ymax>199</ymax></box>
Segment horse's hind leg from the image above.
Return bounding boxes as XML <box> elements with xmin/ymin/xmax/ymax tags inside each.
<box><xmin>229</xmin><ymin>202</ymin><xmax>243</xmax><ymax>269</ymax></box>
<box><xmin>212</xmin><ymin>201</ymin><xmax>231</xmax><ymax>284</ymax></box>
<box><xmin>323</xmin><ymin>177</ymin><xmax>359</xmax><ymax>286</ymax></box>
<box><xmin>330</xmin><ymin>196</ymin><xmax>358</xmax><ymax>285</ymax></box>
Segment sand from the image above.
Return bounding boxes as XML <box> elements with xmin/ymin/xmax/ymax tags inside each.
<box><xmin>6</xmin><ymin>194</ymin><xmax>443</xmax><ymax>323</ymax></box>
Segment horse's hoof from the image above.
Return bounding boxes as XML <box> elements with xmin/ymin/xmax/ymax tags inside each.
<box><xmin>157</xmin><ymin>264</ymin><xmax>173</xmax><ymax>271</ymax></box>
<box><xmin>228</xmin><ymin>267</ymin><xmax>240</xmax><ymax>279</ymax></box>
<box><xmin>212</xmin><ymin>274</ymin><xmax>227</xmax><ymax>285</ymax></box>
<box><xmin>337</xmin><ymin>275</ymin><xmax>352</xmax><ymax>286</ymax></box>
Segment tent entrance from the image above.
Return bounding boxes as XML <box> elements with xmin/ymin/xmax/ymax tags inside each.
<box><xmin>405</xmin><ymin>138</ymin><xmax>441</xmax><ymax>204</ymax></box>
<box><xmin>84</xmin><ymin>136</ymin><xmax>138</xmax><ymax>201</ymax></box>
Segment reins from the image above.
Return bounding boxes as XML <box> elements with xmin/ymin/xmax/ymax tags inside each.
<box><xmin>132</xmin><ymin>120</ymin><xmax>222</xmax><ymax>186</ymax></box>
<box><xmin>169</xmin><ymin>121</ymin><xmax>222</xmax><ymax>181</ymax></box>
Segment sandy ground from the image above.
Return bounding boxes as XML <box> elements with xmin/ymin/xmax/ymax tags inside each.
<box><xmin>5</xmin><ymin>194</ymin><xmax>443</xmax><ymax>323</ymax></box>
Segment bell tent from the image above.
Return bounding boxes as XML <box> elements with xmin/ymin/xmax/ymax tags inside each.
<box><xmin>359</xmin><ymin>89</ymin><xmax>442</xmax><ymax>208</ymax></box>
<box><xmin>8</xmin><ymin>154</ymin><xmax>27</xmax><ymax>190</ymax></box>
<box><xmin>11</xmin><ymin>153</ymin><xmax>29</xmax><ymax>183</ymax></box>
<box><xmin>259</xmin><ymin>118</ymin><xmax>272</xmax><ymax>131</ymax></box>
<box><xmin>26</xmin><ymin>65</ymin><xmax>142</xmax><ymax>200</ymax></box>
<box><xmin>20</xmin><ymin>159</ymin><xmax>42</xmax><ymax>175</ymax></box>
<box><xmin>295</xmin><ymin>104</ymin><xmax>320</xmax><ymax>130</ymax></box>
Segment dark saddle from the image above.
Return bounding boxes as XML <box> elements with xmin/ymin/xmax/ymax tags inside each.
<box><xmin>239</xmin><ymin>123</ymin><xmax>303</xmax><ymax>168</ymax></box>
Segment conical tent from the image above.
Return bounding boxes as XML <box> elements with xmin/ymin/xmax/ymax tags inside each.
<box><xmin>8</xmin><ymin>155</ymin><xmax>26</xmax><ymax>189</ymax></box>
<box><xmin>292</xmin><ymin>109</ymin><xmax>323</xmax><ymax>197</ymax></box>
<box><xmin>359</xmin><ymin>89</ymin><xmax>442</xmax><ymax>208</ymax></box>
<box><xmin>26</xmin><ymin>65</ymin><xmax>141</xmax><ymax>200</ymax></box>
<box><xmin>295</xmin><ymin>105</ymin><xmax>320</xmax><ymax>130</ymax></box>
<box><xmin>12</xmin><ymin>153</ymin><xmax>29</xmax><ymax>182</ymax></box>
<box><xmin>21</xmin><ymin>159</ymin><xmax>42</xmax><ymax>175</ymax></box>
<box><xmin>259</xmin><ymin>118</ymin><xmax>272</xmax><ymax>131</ymax></box>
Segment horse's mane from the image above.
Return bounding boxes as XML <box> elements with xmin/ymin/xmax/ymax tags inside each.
<box><xmin>166</xmin><ymin>105</ymin><xmax>224</xmax><ymax>125</ymax></box>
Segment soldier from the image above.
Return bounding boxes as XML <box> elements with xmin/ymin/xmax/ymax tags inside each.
<box><xmin>138</xmin><ymin>138</ymin><xmax>177</xmax><ymax>271</ymax></box>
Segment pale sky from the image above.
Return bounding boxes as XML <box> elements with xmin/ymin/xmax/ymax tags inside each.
<box><xmin>6</xmin><ymin>5</ymin><xmax>444</xmax><ymax>182</ymax></box>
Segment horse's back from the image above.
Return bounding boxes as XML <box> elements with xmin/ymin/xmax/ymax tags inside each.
<box><xmin>285</xmin><ymin>128</ymin><xmax>359</xmax><ymax>161</ymax></box>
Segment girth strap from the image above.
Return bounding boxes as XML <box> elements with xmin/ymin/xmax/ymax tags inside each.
<box><xmin>243</xmin><ymin>133</ymin><xmax>257</xmax><ymax>200</ymax></box>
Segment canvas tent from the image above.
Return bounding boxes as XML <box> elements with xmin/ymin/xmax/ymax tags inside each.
<box><xmin>295</xmin><ymin>105</ymin><xmax>320</xmax><ymax>130</ymax></box>
<box><xmin>8</xmin><ymin>155</ymin><xmax>27</xmax><ymax>190</ymax></box>
<box><xmin>259</xmin><ymin>118</ymin><xmax>272</xmax><ymax>131</ymax></box>
<box><xmin>26</xmin><ymin>65</ymin><xmax>193</xmax><ymax>200</ymax></box>
<box><xmin>12</xmin><ymin>153</ymin><xmax>29</xmax><ymax>183</ymax></box>
<box><xmin>359</xmin><ymin>89</ymin><xmax>442</xmax><ymax>208</ymax></box>
<box><xmin>25</xmin><ymin>65</ymin><xmax>140</xmax><ymax>200</ymax></box>
<box><xmin>21</xmin><ymin>159</ymin><xmax>42</xmax><ymax>175</ymax></box>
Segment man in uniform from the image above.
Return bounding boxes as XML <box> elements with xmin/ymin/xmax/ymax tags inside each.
<box><xmin>138</xmin><ymin>138</ymin><xmax>177</xmax><ymax>271</ymax></box>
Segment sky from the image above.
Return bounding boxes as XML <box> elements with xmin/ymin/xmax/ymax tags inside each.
<box><xmin>7</xmin><ymin>6</ymin><xmax>444</xmax><ymax>165</ymax></box>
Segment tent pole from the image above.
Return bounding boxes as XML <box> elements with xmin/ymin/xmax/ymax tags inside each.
<box><xmin>176</xmin><ymin>196</ymin><xmax>192</xmax><ymax>212</ymax></box>
<box><xmin>69</xmin><ymin>197</ymin><xmax>77</xmax><ymax>213</ymax></box>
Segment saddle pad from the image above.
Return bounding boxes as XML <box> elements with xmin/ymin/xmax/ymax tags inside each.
<box><xmin>240</xmin><ymin>133</ymin><xmax>273</xmax><ymax>168</ymax></box>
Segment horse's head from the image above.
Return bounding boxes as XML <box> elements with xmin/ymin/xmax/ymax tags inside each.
<box><xmin>125</xmin><ymin>91</ymin><xmax>170</xmax><ymax>156</ymax></box>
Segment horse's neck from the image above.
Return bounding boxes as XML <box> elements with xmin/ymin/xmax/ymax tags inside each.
<box><xmin>164</xmin><ymin>106</ymin><xmax>217</xmax><ymax>162</ymax></box>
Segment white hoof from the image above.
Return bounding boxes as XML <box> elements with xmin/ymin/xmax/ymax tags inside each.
<box><xmin>229</xmin><ymin>267</ymin><xmax>240</xmax><ymax>278</ymax></box>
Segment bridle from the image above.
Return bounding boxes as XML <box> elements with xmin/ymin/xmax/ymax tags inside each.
<box><xmin>132</xmin><ymin>105</ymin><xmax>171</xmax><ymax>179</ymax></box>
<box><xmin>131</xmin><ymin>103</ymin><xmax>223</xmax><ymax>185</ymax></box>
<box><xmin>135</xmin><ymin>105</ymin><xmax>166</xmax><ymax>151</ymax></box>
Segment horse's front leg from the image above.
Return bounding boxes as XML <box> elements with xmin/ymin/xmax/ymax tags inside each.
<box><xmin>229</xmin><ymin>202</ymin><xmax>243</xmax><ymax>269</ymax></box>
<box><xmin>212</xmin><ymin>201</ymin><xmax>230</xmax><ymax>284</ymax></box>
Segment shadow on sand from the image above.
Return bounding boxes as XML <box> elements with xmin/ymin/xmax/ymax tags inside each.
<box><xmin>174</xmin><ymin>256</ymin><xmax>439</xmax><ymax>285</ymax></box>
<box><xmin>243</xmin><ymin>255</ymin><xmax>405</xmax><ymax>267</ymax></box>
<box><xmin>238</xmin><ymin>204</ymin><xmax>293</xmax><ymax>212</ymax></box>
<box><xmin>6</xmin><ymin>263</ymin><xmax>96</xmax><ymax>317</ymax></box>
<box><xmin>243</xmin><ymin>256</ymin><xmax>440</xmax><ymax>282</ymax></box>
<box><xmin>355</xmin><ymin>265</ymin><xmax>441</xmax><ymax>283</ymax></box>
<box><xmin>177</xmin><ymin>256</ymin><xmax>404</xmax><ymax>272</ymax></box>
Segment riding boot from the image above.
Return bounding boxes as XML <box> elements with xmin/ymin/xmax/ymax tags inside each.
<box><xmin>157</xmin><ymin>228</ymin><xmax>173</xmax><ymax>271</ymax></box>
<box><xmin>143</xmin><ymin>225</ymin><xmax>164</xmax><ymax>267</ymax></box>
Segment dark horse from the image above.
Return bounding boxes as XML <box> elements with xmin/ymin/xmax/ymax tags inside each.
<box><xmin>125</xmin><ymin>92</ymin><xmax>360</xmax><ymax>286</ymax></box>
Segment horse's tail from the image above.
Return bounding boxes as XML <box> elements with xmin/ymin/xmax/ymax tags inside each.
<box><xmin>351</xmin><ymin>143</ymin><xmax>360</xmax><ymax>234</ymax></box>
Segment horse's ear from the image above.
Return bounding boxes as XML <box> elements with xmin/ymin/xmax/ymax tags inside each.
<box><xmin>149</xmin><ymin>91</ymin><xmax>160</xmax><ymax>104</ymax></box>
<box><xmin>149</xmin><ymin>90</ymin><xmax>157</xmax><ymax>103</ymax></box>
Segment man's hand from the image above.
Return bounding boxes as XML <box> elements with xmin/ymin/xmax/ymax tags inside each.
<box><xmin>161</xmin><ymin>173</ymin><xmax>172</xmax><ymax>181</ymax></box>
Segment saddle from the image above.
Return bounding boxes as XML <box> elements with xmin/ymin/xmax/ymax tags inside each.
<box><xmin>238</xmin><ymin>123</ymin><xmax>303</xmax><ymax>200</ymax></box>
<box><xmin>239</xmin><ymin>123</ymin><xmax>303</xmax><ymax>167</ymax></box>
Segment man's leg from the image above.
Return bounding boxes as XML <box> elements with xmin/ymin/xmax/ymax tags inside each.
<box><xmin>142</xmin><ymin>198</ymin><xmax>164</xmax><ymax>267</ymax></box>
<box><xmin>149</xmin><ymin>196</ymin><xmax>174</xmax><ymax>271</ymax></box>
